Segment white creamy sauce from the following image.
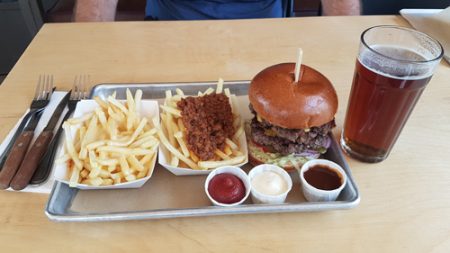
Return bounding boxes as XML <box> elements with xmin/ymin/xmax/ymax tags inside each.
<box><xmin>251</xmin><ymin>171</ymin><xmax>288</xmax><ymax>196</ymax></box>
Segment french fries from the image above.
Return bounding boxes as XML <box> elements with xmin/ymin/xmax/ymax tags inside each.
<box><xmin>158</xmin><ymin>79</ymin><xmax>246</xmax><ymax>170</ymax></box>
<box><xmin>61</xmin><ymin>89</ymin><xmax>159</xmax><ymax>187</ymax></box>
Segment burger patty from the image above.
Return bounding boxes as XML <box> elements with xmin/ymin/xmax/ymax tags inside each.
<box><xmin>250</xmin><ymin>107</ymin><xmax>335</xmax><ymax>155</ymax></box>
<box><xmin>251</xmin><ymin>119</ymin><xmax>334</xmax><ymax>155</ymax></box>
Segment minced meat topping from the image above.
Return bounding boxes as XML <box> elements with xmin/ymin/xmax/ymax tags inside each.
<box><xmin>177</xmin><ymin>93</ymin><xmax>235</xmax><ymax>160</ymax></box>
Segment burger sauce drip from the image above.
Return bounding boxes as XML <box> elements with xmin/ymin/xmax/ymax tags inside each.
<box><xmin>304</xmin><ymin>165</ymin><xmax>342</xmax><ymax>190</ymax></box>
<box><xmin>177</xmin><ymin>93</ymin><xmax>234</xmax><ymax>161</ymax></box>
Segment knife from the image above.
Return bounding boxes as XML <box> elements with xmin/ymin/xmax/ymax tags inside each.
<box><xmin>30</xmin><ymin>94</ymin><xmax>75</xmax><ymax>185</ymax></box>
<box><xmin>9</xmin><ymin>92</ymin><xmax>71</xmax><ymax>191</ymax></box>
<box><xmin>0</xmin><ymin>113</ymin><xmax>34</xmax><ymax>171</ymax></box>
<box><xmin>0</xmin><ymin>111</ymin><xmax>43</xmax><ymax>189</ymax></box>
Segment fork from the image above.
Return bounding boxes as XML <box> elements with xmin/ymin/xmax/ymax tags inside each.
<box><xmin>0</xmin><ymin>75</ymin><xmax>53</xmax><ymax>164</ymax></box>
<box><xmin>0</xmin><ymin>75</ymin><xmax>53</xmax><ymax>189</ymax></box>
<box><xmin>0</xmin><ymin>75</ymin><xmax>54</xmax><ymax>169</ymax></box>
<box><xmin>30</xmin><ymin>75</ymin><xmax>89</xmax><ymax>185</ymax></box>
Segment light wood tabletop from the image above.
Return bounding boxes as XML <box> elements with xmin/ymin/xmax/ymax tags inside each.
<box><xmin>1</xmin><ymin>16</ymin><xmax>450</xmax><ymax>252</ymax></box>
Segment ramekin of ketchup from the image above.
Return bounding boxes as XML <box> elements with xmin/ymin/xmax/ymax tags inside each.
<box><xmin>205</xmin><ymin>166</ymin><xmax>251</xmax><ymax>207</ymax></box>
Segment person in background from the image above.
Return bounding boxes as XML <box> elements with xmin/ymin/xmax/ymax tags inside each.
<box><xmin>74</xmin><ymin>0</ymin><xmax>360</xmax><ymax>22</ymax></box>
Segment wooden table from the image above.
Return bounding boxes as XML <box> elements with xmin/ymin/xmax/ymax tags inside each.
<box><xmin>1</xmin><ymin>16</ymin><xmax>450</xmax><ymax>252</ymax></box>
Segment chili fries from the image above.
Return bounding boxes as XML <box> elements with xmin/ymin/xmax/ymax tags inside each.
<box><xmin>157</xmin><ymin>79</ymin><xmax>247</xmax><ymax>171</ymax></box>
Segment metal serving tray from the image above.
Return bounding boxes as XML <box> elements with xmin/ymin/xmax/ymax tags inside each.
<box><xmin>45</xmin><ymin>81</ymin><xmax>360</xmax><ymax>222</ymax></box>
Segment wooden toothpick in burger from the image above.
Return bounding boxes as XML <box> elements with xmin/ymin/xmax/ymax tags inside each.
<box><xmin>247</xmin><ymin>49</ymin><xmax>338</xmax><ymax>171</ymax></box>
<box><xmin>294</xmin><ymin>48</ymin><xmax>303</xmax><ymax>83</ymax></box>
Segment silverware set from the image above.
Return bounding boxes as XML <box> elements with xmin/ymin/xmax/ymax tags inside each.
<box><xmin>0</xmin><ymin>75</ymin><xmax>90</xmax><ymax>190</ymax></box>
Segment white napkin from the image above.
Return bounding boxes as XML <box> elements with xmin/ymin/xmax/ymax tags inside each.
<box><xmin>0</xmin><ymin>92</ymin><xmax>68</xmax><ymax>193</ymax></box>
<box><xmin>400</xmin><ymin>7</ymin><xmax>450</xmax><ymax>63</ymax></box>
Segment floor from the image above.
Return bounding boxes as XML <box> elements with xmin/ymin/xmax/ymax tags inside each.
<box><xmin>0</xmin><ymin>75</ymin><xmax>6</xmax><ymax>85</ymax></box>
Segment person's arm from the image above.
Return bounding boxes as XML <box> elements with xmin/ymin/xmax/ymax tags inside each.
<box><xmin>74</xmin><ymin>0</ymin><xmax>118</xmax><ymax>22</ymax></box>
<box><xmin>321</xmin><ymin>0</ymin><xmax>361</xmax><ymax>16</ymax></box>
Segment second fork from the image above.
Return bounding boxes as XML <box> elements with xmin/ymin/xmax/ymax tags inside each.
<box><xmin>30</xmin><ymin>75</ymin><xmax>90</xmax><ymax>185</ymax></box>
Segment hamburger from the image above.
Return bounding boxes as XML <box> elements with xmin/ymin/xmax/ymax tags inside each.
<box><xmin>248</xmin><ymin>63</ymin><xmax>338</xmax><ymax>171</ymax></box>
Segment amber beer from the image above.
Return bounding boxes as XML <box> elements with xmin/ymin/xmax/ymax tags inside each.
<box><xmin>341</xmin><ymin>26</ymin><xmax>443</xmax><ymax>163</ymax></box>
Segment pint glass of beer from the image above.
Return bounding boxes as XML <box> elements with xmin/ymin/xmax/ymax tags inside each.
<box><xmin>341</xmin><ymin>26</ymin><xmax>443</xmax><ymax>163</ymax></box>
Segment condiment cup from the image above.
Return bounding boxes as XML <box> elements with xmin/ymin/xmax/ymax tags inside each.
<box><xmin>299</xmin><ymin>159</ymin><xmax>347</xmax><ymax>202</ymax></box>
<box><xmin>248</xmin><ymin>164</ymin><xmax>292</xmax><ymax>204</ymax></box>
<box><xmin>204</xmin><ymin>166</ymin><xmax>251</xmax><ymax>207</ymax></box>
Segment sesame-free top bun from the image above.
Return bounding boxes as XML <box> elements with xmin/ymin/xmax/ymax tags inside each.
<box><xmin>249</xmin><ymin>63</ymin><xmax>338</xmax><ymax>129</ymax></box>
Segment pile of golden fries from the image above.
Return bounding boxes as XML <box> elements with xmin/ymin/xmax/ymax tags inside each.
<box><xmin>59</xmin><ymin>89</ymin><xmax>159</xmax><ymax>187</ymax></box>
<box><xmin>156</xmin><ymin>79</ymin><xmax>246</xmax><ymax>170</ymax></box>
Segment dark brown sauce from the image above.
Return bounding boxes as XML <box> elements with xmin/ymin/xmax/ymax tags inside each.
<box><xmin>304</xmin><ymin>165</ymin><xmax>342</xmax><ymax>190</ymax></box>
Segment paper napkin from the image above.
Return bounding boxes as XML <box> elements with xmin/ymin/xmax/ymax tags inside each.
<box><xmin>400</xmin><ymin>7</ymin><xmax>450</xmax><ymax>63</ymax></box>
<box><xmin>0</xmin><ymin>92</ymin><xmax>68</xmax><ymax>193</ymax></box>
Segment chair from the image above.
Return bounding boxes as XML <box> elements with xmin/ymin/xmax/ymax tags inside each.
<box><xmin>361</xmin><ymin>0</ymin><xmax>450</xmax><ymax>15</ymax></box>
<box><xmin>0</xmin><ymin>0</ymin><xmax>43</xmax><ymax>75</ymax></box>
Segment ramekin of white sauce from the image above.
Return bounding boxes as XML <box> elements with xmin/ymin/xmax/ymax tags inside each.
<box><xmin>248</xmin><ymin>164</ymin><xmax>293</xmax><ymax>204</ymax></box>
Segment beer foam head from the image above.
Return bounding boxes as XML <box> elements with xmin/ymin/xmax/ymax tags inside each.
<box><xmin>359</xmin><ymin>45</ymin><xmax>435</xmax><ymax>80</ymax></box>
<box><xmin>359</xmin><ymin>26</ymin><xmax>443</xmax><ymax>80</ymax></box>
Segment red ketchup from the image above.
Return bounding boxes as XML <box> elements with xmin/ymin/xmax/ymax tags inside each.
<box><xmin>208</xmin><ymin>173</ymin><xmax>246</xmax><ymax>204</ymax></box>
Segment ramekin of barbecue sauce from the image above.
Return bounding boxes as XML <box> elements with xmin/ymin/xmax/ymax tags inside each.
<box><xmin>300</xmin><ymin>159</ymin><xmax>347</xmax><ymax>202</ymax></box>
